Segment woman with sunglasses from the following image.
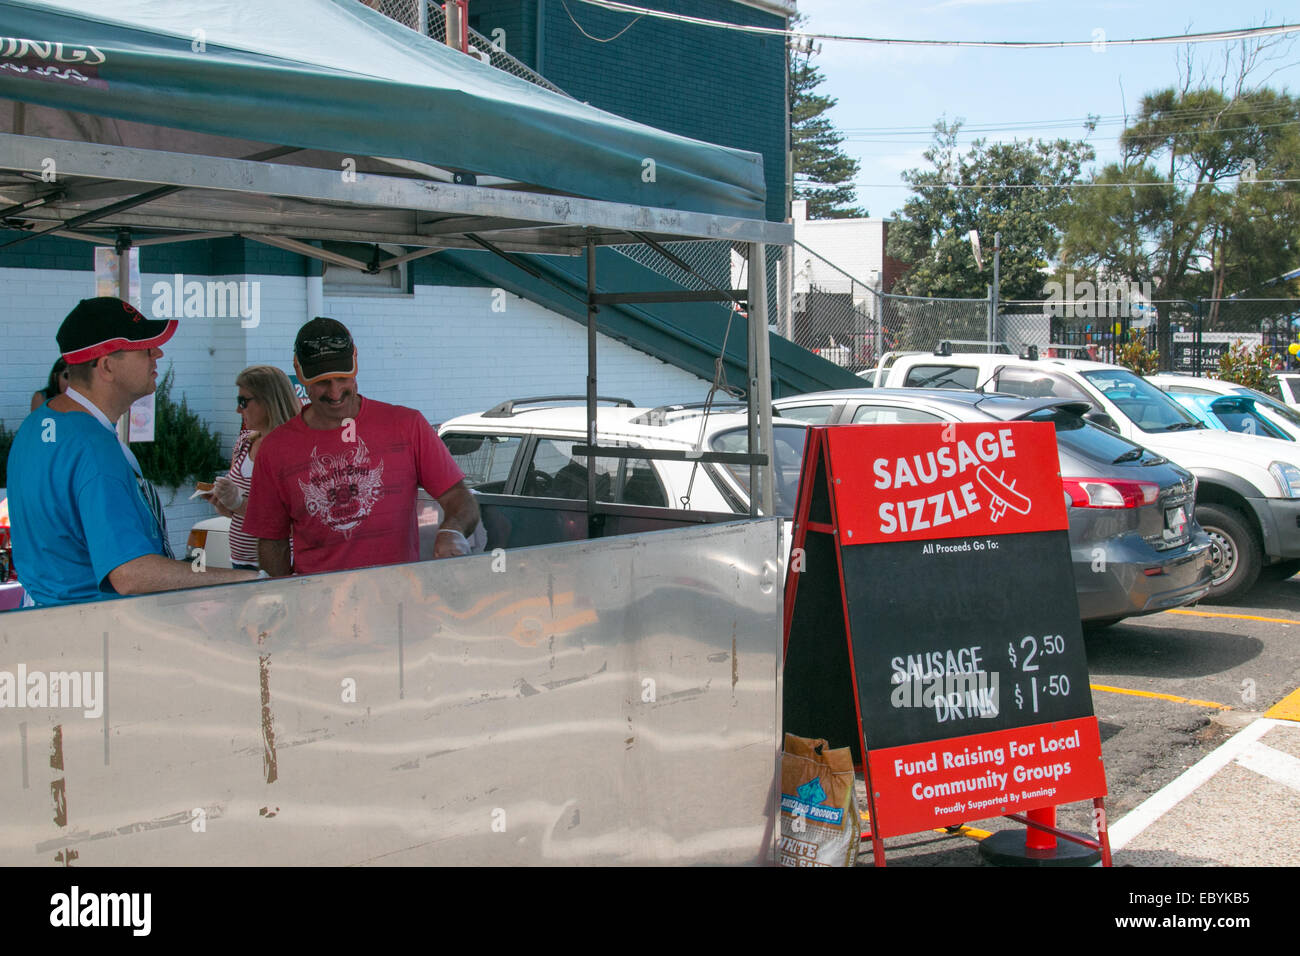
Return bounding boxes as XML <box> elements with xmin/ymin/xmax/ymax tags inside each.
<box><xmin>208</xmin><ymin>366</ymin><xmax>300</xmax><ymax>570</ymax></box>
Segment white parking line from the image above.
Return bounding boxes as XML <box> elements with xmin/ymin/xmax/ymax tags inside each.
<box><xmin>1236</xmin><ymin>742</ymin><xmax>1300</xmax><ymax>793</ymax></box>
<box><xmin>1109</xmin><ymin>718</ymin><xmax>1282</xmax><ymax>850</ymax></box>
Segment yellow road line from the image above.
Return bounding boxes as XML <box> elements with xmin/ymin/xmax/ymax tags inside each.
<box><xmin>935</xmin><ymin>824</ymin><xmax>992</xmax><ymax>840</ymax></box>
<box><xmin>1090</xmin><ymin>683</ymin><xmax>1232</xmax><ymax>710</ymax></box>
<box><xmin>1167</xmin><ymin>609</ymin><xmax>1297</xmax><ymax>625</ymax></box>
<box><xmin>1265</xmin><ymin>687</ymin><xmax>1300</xmax><ymax>722</ymax></box>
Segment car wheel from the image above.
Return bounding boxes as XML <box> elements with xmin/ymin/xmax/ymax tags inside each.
<box><xmin>1197</xmin><ymin>503</ymin><xmax>1262</xmax><ymax>604</ymax></box>
<box><xmin>1260</xmin><ymin>558</ymin><xmax>1300</xmax><ymax>582</ymax></box>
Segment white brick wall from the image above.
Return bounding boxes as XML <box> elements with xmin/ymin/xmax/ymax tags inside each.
<box><xmin>319</xmin><ymin>285</ymin><xmax>710</xmax><ymax>423</ymax></box>
<box><xmin>791</xmin><ymin>199</ymin><xmax>889</xmax><ymax>296</ymax></box>
<box><xmin>3</xmin><ymin>267</ymin><xmax>710</xmax><ymax>555</ymax></box>
<box><xmin>159</xmin><ymin>487</ymin><xmax>214</xmax><ymax>558</ymax></box>
<box><xmin>0</xmin><ymin>269</ymin><xmax>91</xmax><ymax>429</ymax></box>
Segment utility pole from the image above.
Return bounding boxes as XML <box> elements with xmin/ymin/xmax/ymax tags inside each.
<box><xmin>990</xmin><ymin>231</ymin><xmax>1002</xmax><ymax>352</ymax></box>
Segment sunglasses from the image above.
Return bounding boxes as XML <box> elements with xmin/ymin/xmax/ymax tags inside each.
<box><xmin>297</xmin><ymin>334</ymin><xmax>352</xmax><ymax>358</ymax></box>
<box><xmin>236</xmin><ymin>395</ymin><xmax>255</xmax><ymax>409</ymax></box>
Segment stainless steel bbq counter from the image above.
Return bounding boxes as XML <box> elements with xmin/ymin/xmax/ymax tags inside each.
<box><xmin>0</xmin><ymin>520</ymin><xmax>784</xmax><ymax>866</ymax></box>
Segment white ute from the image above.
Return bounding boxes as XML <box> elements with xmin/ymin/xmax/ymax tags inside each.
<box><xmin>879</xmin><ymin>348</ymin><xmax>1300</xmax><ymax>602</ymax></box>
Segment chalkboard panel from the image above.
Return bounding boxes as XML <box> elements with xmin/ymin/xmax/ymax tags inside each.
<box><xmin>840</xmin><ymin>530</ymin><xmax>1093</xmax><ymax>751</ymax></box>
<box><xmin>782</xmin><ymin>530</ymin><xmax>863</xmax><ymax>765</ymax></box>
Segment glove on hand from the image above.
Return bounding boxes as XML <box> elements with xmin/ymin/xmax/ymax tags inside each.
<box><xmin>212</xmin><ymin>476</ymin><xmax>245</xmax><ymax>511</ymax></box>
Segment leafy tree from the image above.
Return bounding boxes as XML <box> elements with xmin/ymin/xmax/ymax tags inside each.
<box><xmin>790</xmin><ymin>17</ymin><xmax>863</xmax><ymax>219</ymax></box>
<box><xmin>886</xmin><ymin>119</ymin><xmax>1094</xmax><ymax>299</ymax></box>
<box><xmin>1061</xmin><ymin>41</ymin><xmax>1300</xmax><ymax>367</ymax></box>
<box><xmin>1216</xmin><ymin>339</ymin><xmax>1276</xmax><ymax>391</ymax></box>
<box><xmin>1116</xmin><ymin>329</ymin><xmax>1160</xmax><ymax>376</ymax></box>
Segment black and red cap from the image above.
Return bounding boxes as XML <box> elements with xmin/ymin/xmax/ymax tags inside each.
<box><xmin>57</xmin><ymin>297</ymin><xmax>178</xmax><ymax>364</ymax></box>
<box><xmin>294</xmin><ymin>316</ymin><xmax>357</xmax><ymax>385</ymax></box>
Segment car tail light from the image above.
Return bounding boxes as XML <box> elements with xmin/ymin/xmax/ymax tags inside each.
<box><xmin>1061</xmin><ymin>477</ymin><xmax>1160</xmax><ymax>509</ymax></box>
<box><xmin>187</xmin><ymin>529</ymin><xmax>208</xmax><ymax>551</ymax></box>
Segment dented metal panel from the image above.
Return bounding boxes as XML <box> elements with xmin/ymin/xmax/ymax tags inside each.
<box><xmin>0</xmin><ymin>519</ymin><xmax>783</xmax><ymax>866</ymax></box>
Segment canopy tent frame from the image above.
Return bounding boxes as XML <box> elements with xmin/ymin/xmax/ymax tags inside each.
<box><xmin>0</xmin><ymin>130</ymin><xmax>786</xmax><ymax>519</ymax></box>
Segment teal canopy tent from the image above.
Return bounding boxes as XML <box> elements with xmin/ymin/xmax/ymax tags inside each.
<box><xmin>0</xmin><ymin>0</ymin><xmax>765</xmax><ymax>219</ymax></box>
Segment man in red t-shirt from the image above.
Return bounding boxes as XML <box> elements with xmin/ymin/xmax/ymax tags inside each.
<box><xmin>242</xmin><ymin>317</ymin><xmax>479</xmax><ymax>576</ymax></box>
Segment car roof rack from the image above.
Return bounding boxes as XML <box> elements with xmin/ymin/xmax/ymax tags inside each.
<box><xmin>875</xmin><ymin>349</ymin><xmax>928</xmax><ymax>367</ymax></box>
<box><xmin>482</xmin><ymin>395</ymin><xmax>635</xmax><ymax>418</ymax></box>
<box><xmin>629</xmin><ymin>401</ymin><xmax>743</xmax><ymax>425</ymax></box>
<box><xmin>1028</xmin><ymin>343</ymin><xmax>1091</xmax><ymax>360</ymax></box>
<box><xmin>629</xmin><ymin>401</ymin><xmax>784</xmax><ymax>426</ymax></box>
<box><xmin>935</xmin><ymin>340</ymin><xmax>1013</xmax><ymax>356</ymax></box>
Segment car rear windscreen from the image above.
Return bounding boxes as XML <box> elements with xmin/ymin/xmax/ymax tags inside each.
<box><xmin>1023</xmin><ymin>408</ymin><xmax>1157</xmax><ymax>464</ymax></box>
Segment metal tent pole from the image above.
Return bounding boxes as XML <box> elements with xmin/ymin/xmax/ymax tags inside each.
<box><xmin>749</xmin><ymin>242</ymin><xmax>775</xmax><ymax>516</ymax></box>
<box><xmin>586</xmin><ymin>235</ymin><xmax>599</xmax><ymax>537</ymax></box>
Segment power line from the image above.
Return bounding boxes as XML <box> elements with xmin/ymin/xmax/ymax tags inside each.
<box><xmin>841</xmin><ymin>103</ymin><xmax>1297</xmax><ymax>135</ymax></box>
<box><xmin>572</xmin><ymin>1</ymin><xmax>1299</xmax><ymax>48</ymax></box>
<box><xmin>796</xmin><ymin>178</ymin><xmax>1300</xmax><ymax>190</ymax></box>
<box><xmin>841</xmin><ymin>118</ymin><xmax>1300</xmax><ymax>146</ymax></box>
<box><xmin>840</xmin><ymin>105</ymin><xmax>1300</xmax><ymax>138</ymax></box>
<box><xmin>559</xmin><ymin>0</ymin><xmax>642</xmax><ymax>42</ymax></box>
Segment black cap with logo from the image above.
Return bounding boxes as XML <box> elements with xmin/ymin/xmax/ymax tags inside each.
<box><xmin>294</xmin><ymin>317</ymin><xmax>357</xmax><ymax>384</ymax></box>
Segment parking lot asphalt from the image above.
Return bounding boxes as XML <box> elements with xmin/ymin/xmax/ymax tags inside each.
<box><xmin>853</xmin><ymin>575</ymin><xmax>1300</xmax><ymax>867</ymax></box>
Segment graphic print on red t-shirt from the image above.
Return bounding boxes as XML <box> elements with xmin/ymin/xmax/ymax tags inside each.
<box><xmin>241</xmin><ymin>398</ymin><xmax>464</xmax><ymax>575</ymax></box>
<box><xmin>298</xmin><ymin>439</ymin><xmax>386</xmax><ymax>537</ymax></box>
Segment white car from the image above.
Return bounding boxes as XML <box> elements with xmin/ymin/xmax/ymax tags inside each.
<box><xmin>1147</xmin><ymin>374</ymin><xmax>1300</xmax><ymax>443</ymax></box>
<box><xmin>878</xmin><ymin>348</ymin><xmax>1300</xmax><ymax>601</ymax></box>
<box><xmin>192</xmin><ymin>398</ymin><xmax>806</xmax><ymax>564</ymax></box>
<box><xmin>1274</xmin><ymin>372</ymin><xmax>1300</xmax><ymax>410</ymax></box>
<box><xmin>436</xmin><ymin>397</ymin><xmax>809</xmax><ymax>552</ymax></box>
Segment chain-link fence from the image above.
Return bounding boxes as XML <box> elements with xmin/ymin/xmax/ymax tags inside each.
<box><xmin>780</xmin><ymin>243</ymin><xmax>1300</xmax><ymax>380</ymax></box>
<box><xmin>999</xmin><ymin>300</ymin><xmax>1177</xmax><ymax>366</ymax></box>
<box><xmin>789</xmin><ymin>241</ymin><xmax>993</xmax><ymax>371</ymax></box>
<box><xmin>610</xmin><ymin>238</ymin><xmax>787</xmax><ymax>338</ymax></box>
<box><xmin>1022</xmin><ymin>298</ymin><xmax>1300</xmax><ymax>374</ymax></box>
<box><xmin>880</xmin><ymin>294</ymin><xmax>991</xmax><ymax>357</ymax></box>
<box><xmin>788</xmin><ymin>240</ymin><xmax>878</xmax><ymax>369</ymax></box>
<box><xmin>1196</xmin><ymin>298</ymin><xmax>1300</xmax><ymax>374</ymax></box>
<box><xmin>369</xmin><ymin>0</ymin><xmax>571</xmax><ymax>96</ymax></box>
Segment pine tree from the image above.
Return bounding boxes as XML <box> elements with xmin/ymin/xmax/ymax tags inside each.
<box><xmin>790</xmin><ymin>28</ymin><xmax>863</xmax><ymax>220</ymax></box>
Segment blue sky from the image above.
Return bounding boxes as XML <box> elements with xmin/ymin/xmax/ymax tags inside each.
<box><xmin>793</xmin><ymin>0</ymin><xmax>1300</xmax><ymax>218</ymax></box>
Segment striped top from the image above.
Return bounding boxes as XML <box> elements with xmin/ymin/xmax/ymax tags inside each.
<box><xmin>227</xmin><ymin>430</ymin><xmax>259</xmax><ymax>565</ymax></box>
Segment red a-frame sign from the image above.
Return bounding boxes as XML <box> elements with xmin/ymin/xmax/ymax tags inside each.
<box><xmin>782</xmin><ymin>423</ymin><xmax>1111</xmax><ymax>866</ymax></box>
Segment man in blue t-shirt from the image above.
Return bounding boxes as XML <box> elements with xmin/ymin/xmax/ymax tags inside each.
<box><xmin>7</xmin><ymin>297</ymin><xmax>258</xmax><ymax>607</ymax></box>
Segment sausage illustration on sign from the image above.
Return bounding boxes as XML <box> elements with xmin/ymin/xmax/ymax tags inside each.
<box><xmin>976</xmin><ymin>466</ymin><xmax>1033</xmax><ymax>521</ymax></box>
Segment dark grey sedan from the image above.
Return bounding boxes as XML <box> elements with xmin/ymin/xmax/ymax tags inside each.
<box><xmin>774</xmin><ymin>388</ymin><xmax>1213</xmax><ymax>627</ymax></box>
